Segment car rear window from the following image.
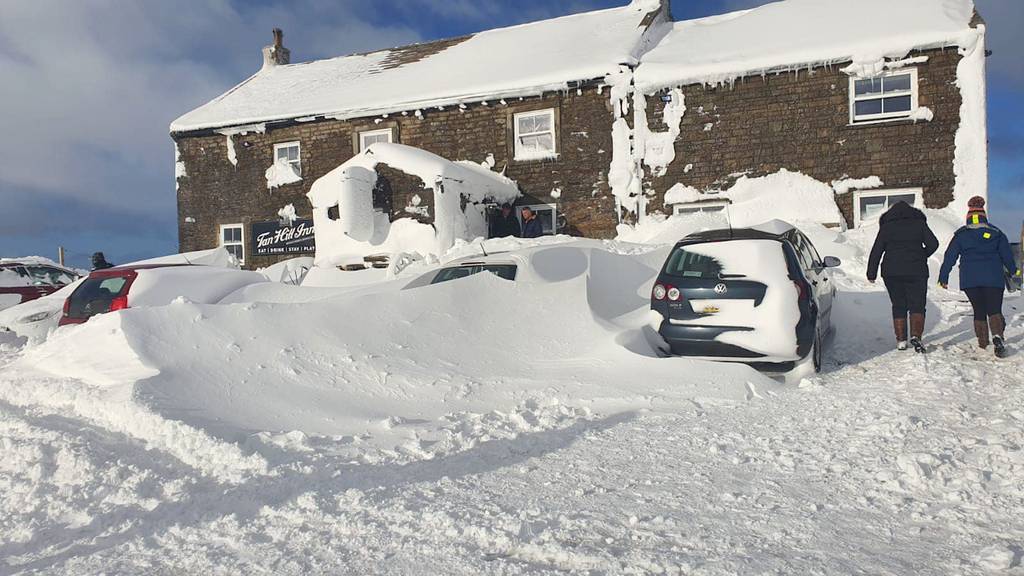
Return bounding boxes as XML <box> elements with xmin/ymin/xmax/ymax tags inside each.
<box><xmin>664</xmin><ymin>247</ymin><xmax>726</xmax><ymax>279</ymax></box>
<box><xmin>431</xmin><ymin>264</ymin><xmax>517</xmax><ymax>285</ymax></box>
<box><xmin>67</xmin><ymin>277</ymin><xmax>129</xmax><ymax>318</ymax></box>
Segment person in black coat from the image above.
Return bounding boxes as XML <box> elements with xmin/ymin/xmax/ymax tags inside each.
<box><xmin>489</xmin><ymin>204</ymin><xmax>521</xmax><ymax>239</ymax></box>
<box><xmin>866</xmin><ymin>201</ymin><xmax>940</xmax><ymax>351</ymax></box>
<box><xmin>520</xmin><ymin>207</ymin><xmax>544</xmax><ymax>239</ymax></box>
<box><xmin>90</xmin><ymin>252</ymin><xmax>115</xmax><ymax>271</ymax></box>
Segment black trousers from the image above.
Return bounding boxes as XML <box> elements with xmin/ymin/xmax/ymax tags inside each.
<box><xmin>883</xmin><ymin>276</ymin><xmax>928</xmax><ymax>318</ymax></box>
<box><xmin>964</xmin><ymin>287</ymin><xmax>1005</xmax><ymax>321</ymax></box>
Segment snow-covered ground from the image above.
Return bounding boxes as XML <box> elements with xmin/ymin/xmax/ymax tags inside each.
<box><xmin>2</xmin><ymin>226</ymin><xmax>1023</xmax><ymax>574</ymax></box>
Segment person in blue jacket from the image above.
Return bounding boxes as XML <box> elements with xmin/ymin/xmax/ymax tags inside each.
<box><xmin>520</xmin><ymin>206</ymin><xmax>545</xmax><ymax>239</ymax></box>
<box><xmin>939</xmin><ymin>196</ymin><xmax>1020</xmax><ymax>357</ymax></box>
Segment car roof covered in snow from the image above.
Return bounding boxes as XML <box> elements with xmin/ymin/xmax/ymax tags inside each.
<box><xmin>171</xmin><ymin>1</ymin><xmax>667</xmax><ymax>133</ymax></box>
<box><xmin>634</xmin><ymin>0</ymin><xmax>978</xmax><ymax>92</ymax></box>
<box><xmin>680</xmin><ymin>221</ymin><xmax>796</xmax><ymax>244</ymax></box>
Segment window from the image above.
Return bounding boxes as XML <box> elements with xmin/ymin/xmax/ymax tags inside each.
<box><xmin>221</xmin><ymin>223</ymin><xmax>245</xmax><ymax>264</ymax></box>
<box><xmin>517</xmin><ymin>203</ymin><xmax>557</xmax><ymax>235</ymax></box>
<box><xmin>672</xmin><ymin>201</ymin><xmax>729</xmax><ymax>216</ymax></box>
<box><xmin>26</xmin><ymin>266</ymin><xmax>76</xmax><ymax>286</ymax></box>
<box><xmin>853</xmin><ymin>188</ymin><xmax>923</xmax><ymax>228</ymax></box>
<box><xmin>359</xmin><ymin>129</ymin><xmax>393</xmax><ymax>151</ymax></box>
<box><xmin>431</xmin><ymin>264</ymin><xmax>518</xmax><ymax>285</ymax></box>
<box><xmin>513</xmin><ymin>109</ymin><xmax>557</xmax><ymax>160</ymax></box>
<box><xmin>273</xmin><ymin>142</ymin><xmax>301</xmax><ymax>176</ymax></box>
<box><xmin>850</xmin><ymin>69</ymin><xmax>918</xmax><ymax>124</ymax></box>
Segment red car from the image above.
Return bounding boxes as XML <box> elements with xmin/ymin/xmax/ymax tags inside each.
<box><xmin>59</xmin><ymin>263</ymin><xmax>268</xmax><ymax>326</ymax></box>
<box><xmin>0</xmin><ymin>261</ymin><xmax>81</xmax><ymax>311</ymax></box>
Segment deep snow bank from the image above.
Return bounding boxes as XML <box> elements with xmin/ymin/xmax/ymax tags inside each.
<box><xmin>23</xmin><ymin>244</ymin><xmax>771</xmax><ymax>451</ymax></box>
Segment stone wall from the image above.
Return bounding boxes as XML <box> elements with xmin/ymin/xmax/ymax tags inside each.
<box><xmin>175</xmin><ymin>89</ymin><xmax>620</xmax><ymax>269</ymax></box>
<box><xmin>175</xmin><ymin>46</ymin><xmax>966</xmax><ymax>268</ymax></box>
<box><xmin>642</xmin><ymin>47</ymin><xmax>963</xmax><ymax>227</ymax></box>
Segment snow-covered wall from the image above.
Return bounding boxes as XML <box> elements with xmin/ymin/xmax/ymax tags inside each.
<box><xmin>307</xmin><ymin>143</ymin><xmax>520</xmax><ymax>265</ymax></box>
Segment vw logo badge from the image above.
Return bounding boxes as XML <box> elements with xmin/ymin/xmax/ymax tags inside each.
<box><xmin>714</xmin><ymin>283</ymin><xmax>728</xmax><ymax>295</ymax></box>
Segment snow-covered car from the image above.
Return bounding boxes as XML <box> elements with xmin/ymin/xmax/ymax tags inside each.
<box><xmin>59</xmin><ymin>264</ymin><xmax>268</xmax><ymax>326</ymax></box>
<box><xmin>402</xmin><ymin>252</ymin><xmax>530</xmax><ymax>290</ymax></box>
<box><xmin>0</xmin><ymin>261</ymin><xmax>81</xmax><ymax>311</ymax></box>
<box><xmin>651</xmin><ymin>220</ymin><xmax>839</xmax><ymax>374</ymax></box>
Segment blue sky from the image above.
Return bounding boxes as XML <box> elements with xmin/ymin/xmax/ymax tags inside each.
<box><xmin>1</xmin><ymin>0</ymin><xmax>1021</xmax><ymax>268</ymax></box>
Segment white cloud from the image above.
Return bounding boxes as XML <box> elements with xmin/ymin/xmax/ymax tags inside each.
<box><xmin>0</xmin><ymin>0</ymin><xmax>421</xmax><ymax>215</ymax></box>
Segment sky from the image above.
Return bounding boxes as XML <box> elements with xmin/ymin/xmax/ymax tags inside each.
<box><xmin>0</xmin><ymin>0</ymin><xmax>1021</xmax><ymax>268</ymax></box>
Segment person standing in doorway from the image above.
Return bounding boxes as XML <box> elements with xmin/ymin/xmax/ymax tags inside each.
<box><xmin>939</xmin><ymin>196</ymin><xmax>1020</xmax><ymax>358</ymax></box>
<box><xmin>490</xmin><ymin>203</ymin><xmax>521</xmax><ymax>238</ymax></box>
<box><xmin>521</xmin><ymin>206</ymin><xmax>544</xmax><ymax>239</ymax></box>
<box><xmin>867</xmin><ymin>201</ymin><xmax>940</xmax><ymax>353</ymax></box>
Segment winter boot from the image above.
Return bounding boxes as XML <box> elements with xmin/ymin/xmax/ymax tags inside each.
<box><xmin>909</xmin><ymin>313</ymin><xmax>927</xmax><ymax>354</ymax></box>
<box><xmin>990</xmin><ymin>314</ymin><xmax>1008</xmax><ymax>359</ymax></box>
<box><xmin>894</xmin><ymin>316</ymin><xmax>909</xmax><ymax>351</ymax></box>
<box><xmin>974</xmin><ymin>320</ymin><xmax>990</xmax><ymax>349</ymax></box>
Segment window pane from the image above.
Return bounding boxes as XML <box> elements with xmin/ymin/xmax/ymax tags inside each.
<box><xmin>287</xmin><ymin>147</ymin><xmax>299</xmax><ymax>161</ymax></box>
<box><xmin>855</xmin><ymin>78</ymin><xmax>883</xmax><ymax>96</ymax></box>
<box><xmin>535</xmin><ymin>134</ymin><xmax>554</xmax><ymax>152</ymax></box>
<box><xmin>855</xmin><ymin>98</ymin><xmax>883</xmax><ymax>117</ymax></box>
<box><xmin>223</xmin><ymin>228</ymin><xmax>232</xmax><ymax>242</ymax></box>
<box><xmin>519</xmin><ymin>135</ymin><xmax>539</xmax><ymax>151</ymax></box>
<box><xmin>883</xmin><ymin>95</ymin><xmax>912</xmax><ymax>113</ymax></box>
<box><xmin>888</xmin><ymin>194</ymin><xmax>917</xmax><ymax>207</ymax></box>
<box><xmin>276</xmin><ymin>148</ymin><xmax>288</xmax><ymax>161</ymax></box>
<box><xmin>883</xmin><ymin>74</ymin><xmax>912</xmax><ymax>93</ymax></box>
<box><xmin>518</xmin><ymin>115</ymin><xmax>536</xmax><ymax>134</ymax></box>
<box><xmin>532</xmin><ymin>113</ymin><xmax>552</xmax><ymax>132</ymax></box>
<box><xmin>860</xmin><ymin>196</ymin><xmax>887</xmax><ymax>222</ymax></box>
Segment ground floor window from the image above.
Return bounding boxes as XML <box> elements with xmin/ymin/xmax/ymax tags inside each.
<box><xmin>672</xmin><ymin>200</ymin><xmax>729</xmax><ymax>216</ymax></box>
<box><xmin>853</xmin><ymin>188</ymin><xmax>923</xmax><ymax>228</ymax></box>
<box><xmin>517</xmin><ymin>203</ymin><xmax>557</xmax><ymax>235</ymax></box>
<box><xmin>220</xmin><ymin>223</ymin><xmax>245</xmax><ymax>264</ymax></box>
<box><xmin>359</xmin><ymin>128</ymin><xmax>393</xmax><ymax>152</ymax></box>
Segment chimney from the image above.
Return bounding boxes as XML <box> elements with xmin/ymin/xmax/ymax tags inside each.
<box><xmin>261</xmin><ymin>28</ymin><xmax>291</xmax><ymax>70</ymax></box>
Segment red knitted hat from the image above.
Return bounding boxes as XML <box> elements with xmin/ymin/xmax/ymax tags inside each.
<box><xmin>968</xmin><ymin>196</ymin><xmax>986</xmax><ymax>209</ymax></box>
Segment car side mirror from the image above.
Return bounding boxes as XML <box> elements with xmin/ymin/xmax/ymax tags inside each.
<box><xmin>823</xmin><ymin>256</ymin><xmax>842</xmax><ymax>268</ymax></box>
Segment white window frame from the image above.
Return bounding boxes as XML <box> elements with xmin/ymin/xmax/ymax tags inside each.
<box><xmin>513</xmin><ymin>109</ymin><xmax>557</xmax><ymax>161</ymax></box>
<box><xmin>359</xmin><ymin>128</ymin><xmax>393</xmax><ymax>151</ymax></box>
<box><xmin>672</xmin><ymin>200</ymin><xmax>730</xmax><ymax>216</ymax></box>
<box><xmin>849</xmin><ymin>68</ymin><xmax>919</xmax><ymax>125</ymax></box>
<box><xmin>220</xmin><ymin>223</ymin><xmax>245</xmax><ymax>264</ymax></box>
<box><xmin>273</xmin><ymin>141</ymin><xmax>301</xmax><ymax>177</ymax></box>
<box><xmin>853</xmin><ymin>188</ymin><xmax>923</xmax><ymax>228</ymax></box>
<box><xmin>517</xmin><ymin>203</ymin><xmax>557</xmax><ymax>235</ymax></box>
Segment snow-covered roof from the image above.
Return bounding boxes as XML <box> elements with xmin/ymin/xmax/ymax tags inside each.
<box><xmin>634</xmin><ymin>0</ymin><xmax>978</xmax><ymax>92</ymax></box>
<box><xmin>171</xmin><ymin>1</ymin><xmax>666</xmax><ymax>133</ymax></box>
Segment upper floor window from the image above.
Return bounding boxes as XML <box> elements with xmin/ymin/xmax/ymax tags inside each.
<box><xmin>359</xmin><ymin>128</ymin><xmax>393</xmax><ymax>151</ymax></box>
<box><xmin>849</xmin><ymin>69</ymin><xmax>918</xmax><ymax>124</ymax></box>
<box><xmin>274</xmin><ymin>142</ymin><xmax>301</xmax><ymax>176</ymax></box>
<box><xmin>221</xmin><ymin>223</ymin><xmax>245</xmax><ymax>264</ymax></box>
<box><xmin>514</xmin><ymin>109</ymin><xmax>557</xmax><ymax>161</ymax></box>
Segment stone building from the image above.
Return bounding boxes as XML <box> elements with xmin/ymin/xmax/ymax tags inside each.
<box><xmin>172</xmin><ymin>0</ymin><xmax>987</xmax><ymax>269</ymax></box>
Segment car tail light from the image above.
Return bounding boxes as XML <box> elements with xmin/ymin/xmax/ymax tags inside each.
<box><xmin>109</xmin><ymin>295</ymin><xmax>129</xmax><ymax>312</ymax></box>
<box><xmin>793</xmin><ymin>280</ymin><xmax>810</xmax><ymax>302</ymax></box>
<box><xmin>62</xmin><ymin>297</ymin><xmax>71</xmax><ymax>316</ymax></box>
<box><xmin>667</xmin><ymin>287</ymin><xmax>682</xmax><ymax>301</ymax></box>
<box><xmin>652</xmin><ymin>284</ymin><xmax>667</xmax><ymax>300</ymax></box>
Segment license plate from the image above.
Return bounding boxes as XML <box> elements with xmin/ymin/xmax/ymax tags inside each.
<box><xmin>702</xmin><ymin>305</ymin><xmax>720</xmax><ymax>314</ymax></box>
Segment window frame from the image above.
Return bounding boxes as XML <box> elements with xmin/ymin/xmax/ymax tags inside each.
<box><xmin>220</xmin><ymin>223</ymin><xmax>246</xmax><ymax>264</ymax></box>
<box><xmin>671</xmin><ymin>200</ymin><xmax>730</xmax><ymax>216</ymax></box>
<box><xmin>516</xmin><ymin>203</ymin><xmax>558</xmax><ymax>236</ymax></box>
<box><xmin>853</xmin><ymin>188</ymin><xmax>924</xmax><ymax>228</ymax></box>
<box><xmin>359</xmin><ymin>128</ymin><xmax>393</xmax><ymax>152</ymax></box>
<box><xmin>273</xmin><ymin>141</ymin><xmax>302</xmax><ymax>177</ymax></box>
<box><xmin>848</xmin><ymin>68</ymin><xmax>919</xmax><ymax>125</ymax></box>
<box><xmin>513</xmin><ymin>108</ymin><xmax>558</xmax><ymax>161</ymax></box>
